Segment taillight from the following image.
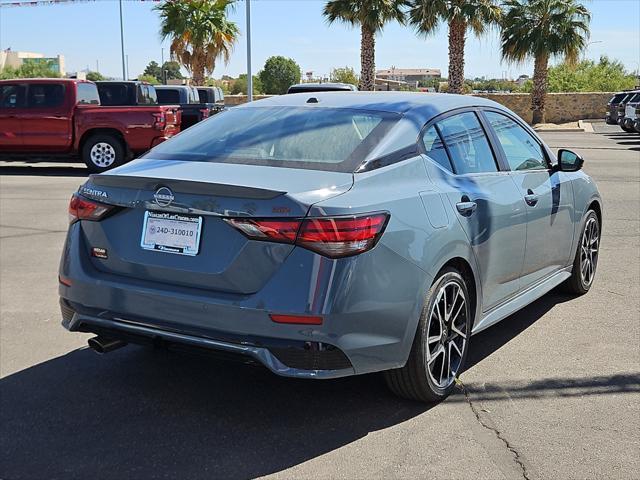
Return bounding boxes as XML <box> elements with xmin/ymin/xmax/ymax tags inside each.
<box><xmin>224</xmin><ymin>213</ymin><xmax>389</xmax><ymax>258</ymax></box>
<box><xmin>152</xmin><ymin>112</ymin><xmax>166</xmax><ymax>130</ymax></box>
<box><xmin>68</xmin><ymin>193</ymin><xmax>114</xmax><ymax>224</ymax></box>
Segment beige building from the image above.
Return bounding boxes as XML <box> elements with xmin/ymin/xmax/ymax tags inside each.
<box><xmin>0</xmin><ymin>50</ymin><xmax>65</xmax><ymax>75</ymax></box>
<box><xmin>376</xmin><ymin>68</ymin><xmax>441</xmax><ymax>83</ymax></box>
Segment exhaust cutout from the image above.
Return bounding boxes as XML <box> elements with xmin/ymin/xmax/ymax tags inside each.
<box><xmin>88</xmin><ymin>336</ymin><xmax>127</xmax><ymax>354</ymax></box>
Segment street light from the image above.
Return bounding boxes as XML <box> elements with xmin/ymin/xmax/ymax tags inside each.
<box><xmin>246</xmin><ymin>0</ymin><xmax>252</xmax><ymax>102</ymax></box>
<box><xmin>583</xmin><ymin>40</ymin><xmax>603</xmax><ymax>60</ymax></box>
<box><xmin>119</xmin><ymin>0</ymin><xmax>126</xmax><ymax>80</ymax></box>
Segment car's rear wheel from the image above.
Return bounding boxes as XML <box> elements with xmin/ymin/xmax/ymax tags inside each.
<box><xmin>82</xmin><ymin>133</ymin><xmax>126</xmax><ymax>173</ymax></box>
<box><xmin>562</xmin><ymin>210</ymin><xmax>600</xmax><ymax>295</ymax></box>
<box><xmin>621</xmin><ymin>124</ymin><xmax>635</xmax><ymax>133</ymax></box>
<box><xmin>384</xmin><ymin>267</ymin><xmax>471</xmax><ymax>403</ymax></box>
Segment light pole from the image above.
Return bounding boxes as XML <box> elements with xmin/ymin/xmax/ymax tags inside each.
<box><xmin>246</xmin><ymin>0</ymin><xmax>252</xmax><ymax>102</ymax></box>
<box><xmin>119</xmin><ymin>0</ymin><xmax>126</xmax><ymax>80</ymax></box>
<box><xmin>583</xmin><ymin>40</ymin><xmax>603</xmax><ymax>60</ymax></box>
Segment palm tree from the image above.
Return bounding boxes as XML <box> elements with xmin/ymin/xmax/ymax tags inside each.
<box><xmin>501</xmin><ymin>0</ymin><xmax>590</xmax><ymax>124</ymax></box>
<box><xmin>323</xmin><ymin>0</ymin><xmax>408</xmax><ymax>91</ymax></box>
<box><xmin>155</xmin><ymin>0</ymin><xmax>239</xmax><ymax>86</ymax></box>
<box><xmin>408</xmin><ymin>0</ymin><xmax>501</xmax><ymax>94</ymax></box>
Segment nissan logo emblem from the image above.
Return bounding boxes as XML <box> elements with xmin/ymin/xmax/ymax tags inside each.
<box><xmin>153</xmin><ymin>187</ymin><xmax>175</xmax><ymax>207</ymax></box>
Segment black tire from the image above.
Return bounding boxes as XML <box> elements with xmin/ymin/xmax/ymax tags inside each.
<box><xmin>81</xmin><ymin>133</ymin><xmax>126</xmax><ymax>174</ymax></box>
<box><xmin>621</xmin><ymin>124</ymin><xmax>635</xmax><ymax>133</ymax></box>
<box><xmin>562</xmin><ymin>210</ymin><xmax>600</xmax><ymax>295</ymax></box>
<box><xmin>384</xmin><ymin>268</ymin><xmax>472</xmax><ymax>403</ymax></box>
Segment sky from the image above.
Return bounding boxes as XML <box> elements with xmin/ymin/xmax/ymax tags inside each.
<box><xmin>0</xmin><ymin>0</ymin><xmax>638</xmax><ymax>81</ymax></box>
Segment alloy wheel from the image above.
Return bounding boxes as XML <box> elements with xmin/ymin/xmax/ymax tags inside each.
<box><xmin>580</xmin><ymin>217</ymin><xmax>600</xmax><ymax>287</ymax></box>
<box><xmin>90</xmin><ymin>142</ymin><xmax>117</xmax><ymax>168</ymax></box>
<box><xmin>425</xmin><ymin>280</ymin><xmax>468</xmax><ymax>389</ymax></box>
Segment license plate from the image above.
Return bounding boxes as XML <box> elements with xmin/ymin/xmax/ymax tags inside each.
<box><xmin>140</xmin><ymin>211</ymin><xmax>202</xmax><ymax>256</ymax></box>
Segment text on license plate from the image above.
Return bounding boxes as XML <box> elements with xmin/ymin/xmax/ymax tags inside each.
<box><xmin>140</xmin><ymin>211</ymin><xmax>202</xmax><ymax>256</ymax></box>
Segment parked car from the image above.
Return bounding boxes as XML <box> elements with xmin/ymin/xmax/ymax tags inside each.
<box><xmin>615</xmin><ymin>90</ymin><xmax>639</xmax><ymax>132</ymax></box>
<box><xmin>59</xmin><ymin>92</ymin><xmax>602</xmax><ymax>403</ymax></box>
<box><xmin>96</xmin><ymin>81</ymin><xmax>159</xmax><ymax>106</ymax></box>
<box><xmin>155</xmin><ymin>85</ymin><xmax>215</xmax><ymax>129</ymax></box>
<box><xmin>622</xmin><ymin>92</ymin><xmax>640</xmax><ymax>133</ymax></box>
<box><xmin>196</xmin><ymin>86</ymin><xmax>225</xmax><ymax>114</ymax></box>
<box><xmin>0</xmin><ymin>79</ymin><xmax>180</xmax><ymax>172</ymax></box>
<box><xmin>605</xmin><ymin>91</ymin><xmax>628</xmax><ymax>125</ymax></box>
<box><xmin>287</xmin><ymin>82</ymin><xmax>358</xmax><ymax>94</ymax></box>
<box><xmin>634</xmin><ymin>105</ymin><xmax>640</xmax><ymax>133</ymax></box>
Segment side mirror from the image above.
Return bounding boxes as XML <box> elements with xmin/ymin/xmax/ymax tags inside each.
<box><xmin>557</xmin><ymin>149</ymin><xmax>584</xmax><ymax>172</ymax></box>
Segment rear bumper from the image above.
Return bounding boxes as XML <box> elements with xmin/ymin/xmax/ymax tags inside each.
<box><xmin>59</xmin><ymin>223</ymin><xmax>430</xmax><ymax>378</ymax></box>
<box><xmin>61</xmin><ymin>299</ymin><xmax>354</xmax><ymax>378</ymax></box>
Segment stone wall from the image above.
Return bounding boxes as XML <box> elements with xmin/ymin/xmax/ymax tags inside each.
<box><xmin>224</xmin><ymin>92</ymin><xmax>615</xmax><ymax>124</ymax></box>
<box><xmin>471</xmin><ymin>92</ymin><xmax>614</xmax><ymax>124</ymax></box>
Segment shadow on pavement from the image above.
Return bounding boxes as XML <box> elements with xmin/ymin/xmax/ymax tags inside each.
<box><xmin>1</xmin><ymin>292</ymin><xmax>634</xmax><ymax>479</ymax></box>
<box><xmin>0</xmin><ymin>165</ymin><xmax>88</xmax><ymax>177</ymax></box>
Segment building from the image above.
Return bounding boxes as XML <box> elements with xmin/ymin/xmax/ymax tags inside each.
<box><xmin>0</xmin><ymin>49</ymin><xmax>65</xmax><ymax>75</ymax></box>
<box><xmin>376</xmin><ymin>67</ymin><xmax>441</xmax><ymax>84</ymax></box>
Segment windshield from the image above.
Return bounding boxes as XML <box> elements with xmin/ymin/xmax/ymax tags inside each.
<box><xmin>144</xmin><ymin>106</ymin><xmax>401</xmax><ymax>172</ymax></box>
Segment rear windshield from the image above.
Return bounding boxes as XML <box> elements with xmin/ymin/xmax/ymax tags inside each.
<box><xmin>288</xmin><ymin>86</ymin><xmax>352</xmax><ymax>94</ymax></box>
<box><xmin>144</xmin><ymin>106</ymin><xmax>400</xmax><ymax>172</ymax></box>
<box><xmin>611</xmin><ymin>93</ymin><xmax>627</xmax><ymax>104</ymax></box>
<box><xmin>156</xmin><ymin>89</ymin><xmax>181</xmax><ymax>104</ymax></box>
<box><xmin>97</xmin><ymin>84</ymin><xmax>135</xmax><ymax>106</ymax></box>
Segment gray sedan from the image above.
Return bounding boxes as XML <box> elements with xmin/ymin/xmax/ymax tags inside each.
<box><xmin>59</xmin><ymin>92</ymin><xmax>602</xmax><ymax>402</ymax></box>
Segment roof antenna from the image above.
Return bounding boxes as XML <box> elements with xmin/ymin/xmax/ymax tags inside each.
<box><xmin>306</xmin><ymin>97</ymin><xmax>319</xmax><ymax>104</ymax></box>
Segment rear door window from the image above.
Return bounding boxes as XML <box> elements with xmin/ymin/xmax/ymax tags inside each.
<box><xmin>436</xmin><ymin>112</ymin><xmax>497</xmax><ymax>174</ymax></box>
<box><xmin>26</xmin><ymin>83</ymin><xmax>65</xmax><ymax>108</ymax></box>
<box><xmin>0</xmin><ymin>84</ymin><xmax>26</xmax><ymax>109</ymax></box>
<box><xmin>421</xmin><ymin>125</ymin><xmax>452</xmax><ymax>172</ymax></box>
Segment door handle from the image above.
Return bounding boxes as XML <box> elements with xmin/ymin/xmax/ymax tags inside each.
<box><xmin>456</xmin><ymin>200</ymin><xmax>477</xmax><ymax>216</ymax></box>
<box><xmin>524</xmin><ymin>189</ymin><xmax>539</xmax><ymax>207</ymax></box>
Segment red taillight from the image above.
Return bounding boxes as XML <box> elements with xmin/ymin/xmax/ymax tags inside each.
<box><xmin>68</xmin><ymin>193</ymin><xmax>113</xmax><ymax>224</ymax></box>
<box><xmin>152</xmin><ymin>112</ymin><xmax>166</xmax><ymax>130</ymax></box>
<box><xmin>270</xmin><ymin>314</ymin><xmax>323</xmax><ymax>325</ymax></box>
<box><xmin>224</xmin><ymin>213</ymin><xmax>389</xmax><ymax>258</ymax></box>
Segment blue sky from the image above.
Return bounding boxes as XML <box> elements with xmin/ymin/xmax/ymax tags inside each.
<box><xmin>1</xmin><ymin>0</ymin><xmax>638</xmax><ymax>80</ymax></box>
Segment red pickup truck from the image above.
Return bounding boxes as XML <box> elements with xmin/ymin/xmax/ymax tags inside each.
<box><xmin>0</xmin><ymin>79</ymin><xmax>180</xmax><ymax>172</ymax></box>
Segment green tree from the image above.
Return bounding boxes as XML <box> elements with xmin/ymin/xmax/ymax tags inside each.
<box><xmin>330</xmin><ymin>66</ymin><xmax>359</xmax><ymax>86</ymax></box>
<box><xmin>408</xmin><ymin>0</ymin><xmax>501</xmax><ymax>94</ymax></box>
<box><xmin>86</xmin><ymin>71</ymin><xmax>105</xmax><ymax>82</ymax></box>
<box><xmin>258</xmin><ymin>56</ymin><xmax>301</xmax><ymax>94</ymax></box>
<box><xmin>0</xmin><ymin>60</ymin><xmax>60</xmax><ymax>79</ymax></box>
<box><xmin>155</xmin><ymin>0</ymin><xmax>239</xmax><ymax>85</ymax></box>
<box><xmin>500</xmin><ymin>0</ymin><xmax>591</xmax><ymax>124</ymax></box>
<box><xmin>230</xmin><ymin>74</ymin><xmax>263</xmax><ymax>95</ymax></box>
<box><xmin>162</xmin><ymin>61</ymin><xmax>184</xmax><ymax>80</ymax></box>
<box><xmin>323</xmin><ymin>0</ymin><xmax>407</xmax><ymax>91</ymax></box>
<box><xmin>143</xmin><ymin>60</ymin><xmax>162</xmax><ymax>80</ymax></box>
<box><xmin>546</xmin><ymin>56</ymin><xmax>637</xmax><ymax>92</ymax></box>
<box><xmin>138</xmin><ymin>74</ymin><xmax>160</xmax><ymax>85</ymax></box>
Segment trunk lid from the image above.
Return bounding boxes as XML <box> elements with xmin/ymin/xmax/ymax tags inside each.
<box><xmin>78</xmin><ymin>159</ymin><xmax>353</xmax><ymax>294</ymax></box>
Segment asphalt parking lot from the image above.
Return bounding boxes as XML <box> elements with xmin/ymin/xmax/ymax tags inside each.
<box><xmin>0</xmin><ymin>125</ymin><xmax>638</xmax><ymax>480</ymax></box>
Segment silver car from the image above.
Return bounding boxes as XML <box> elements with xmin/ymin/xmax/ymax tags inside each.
<box><xmin>59</xmin><ymin>92</ymin><xmax>602</xmax><ymax>402</ymax></box>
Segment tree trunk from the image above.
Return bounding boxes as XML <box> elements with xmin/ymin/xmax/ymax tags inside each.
<box><xmin>447</xmin><ymin>18</ymin><xmax>466</xmax><ymax>94</ymax></box>
<box><xmin>359</xmin><ymin>25</ymin><xmax>376</xmax><ymax>91</ymax></box>
<box><xmin>191</xmin><ymin>54</ymin><xmax>205</xmax><ymax>86</ymax></box>
<box><xmin>531</xmin><ymin>53</ymin><xmax>549</xmax><ymax>124</ymax></box>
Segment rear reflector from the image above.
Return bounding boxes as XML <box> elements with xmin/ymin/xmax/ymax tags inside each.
<box><xmin>68</xmin><ymin>193</ymin><xmax>114</xmax><ymax>224</ymax></box>
<box><xmin>224</xmin><ymin>212</ymin><xmax>389</xmax><ymax>258</ymax></box>
<box><xmin>270</xmin><ymin>314</ymin><xmax>323</xmax><ymax>325</ymax></box>
<box><xmin>58</xmin><ymin>274</ymin><xmax>72</xmax><ymax>287</ymax></box>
